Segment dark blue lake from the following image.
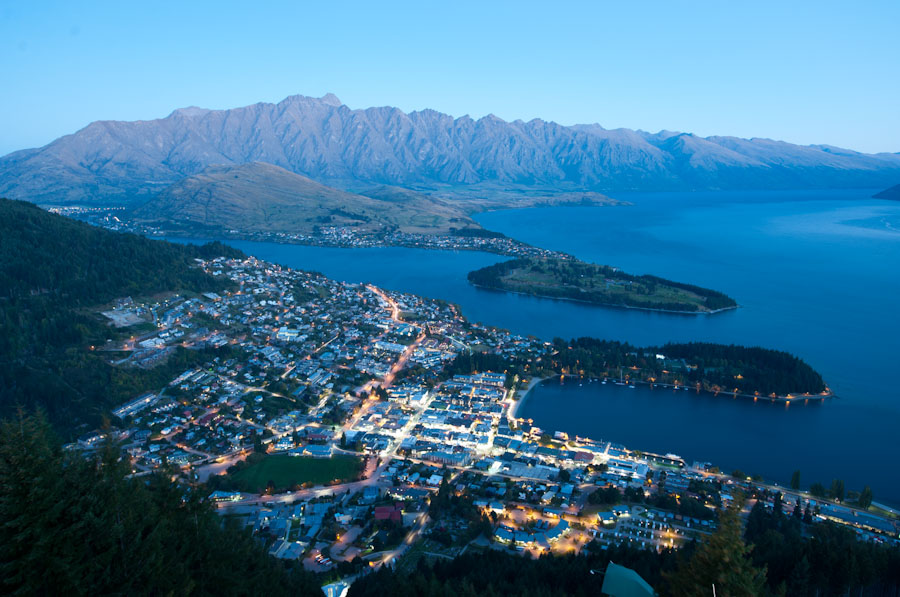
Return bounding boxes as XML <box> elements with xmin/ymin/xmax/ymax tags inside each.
<box><xmin>171</xmin><ymin>188</ymin><xmax>900</xmax><ymax>504</ymax></box>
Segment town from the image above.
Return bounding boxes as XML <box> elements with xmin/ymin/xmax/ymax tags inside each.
<box><xmin>73</xmin><ymin>254</ymin><xmax>900</xmax><ymax>592</ymax></box>
<box><xmin>55</xmin><ymin>205</ymin><xmax>573</xmax><ymax>260</ymax></box>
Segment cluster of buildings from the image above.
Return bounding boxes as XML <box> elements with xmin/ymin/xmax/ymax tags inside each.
<box><xmin>74</xmin><ymin>207</ymin><xmax>572</xmax><ymax>260</ymax></box>
<box><xmin>91</xmin><ymin>256</ymin><xmax>472</xmax><ymax>473</ymax></box>
<box><xmin>74</xmin><ymin>251</ymin><xmax>899</xmax><ymax>586</ymax></box>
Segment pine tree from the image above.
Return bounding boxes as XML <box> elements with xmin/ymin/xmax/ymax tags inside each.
<box><xmin>786</xmin><ymin>556</ymin><xmax>811</xmax><ymax>595</ymax></box>
<box><xmin>0</xmin><ymin>409</ymin><xmax>320</xmax><ymax>596</ymax></box>
<box><xmin>858</xmin><ymin>486</ymin><xmax>873</xmax><ymax>510</ymax></box>
<box><xmin>830</xmin><ymin>479</ymin><xmax>845</xmax><ymax>503</ymax></box>
<box><xmin>665</xmin><ymin>496</ymin><xmax>767</xmax><ymax>597</ymax></box>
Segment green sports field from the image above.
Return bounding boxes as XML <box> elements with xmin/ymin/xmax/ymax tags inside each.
<box><xmin>229</xmin><ymin>454</ymin><xmax>363</xmax><ymax>493</ymax></box>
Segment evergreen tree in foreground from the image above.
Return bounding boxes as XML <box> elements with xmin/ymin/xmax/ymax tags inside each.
<box><xmin>666</xmin><ymin>496</ymin><xmax>767</xmax><ymax>597</ymax></box>
<box><xmin>0</xmin><ymin>410</ymin><xmax>320</xmax><ymax>596</ymax></box>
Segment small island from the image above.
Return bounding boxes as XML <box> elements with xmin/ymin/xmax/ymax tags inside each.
<box><xmin>467</xmin><ymin>256</ymin><xmax>737</xmax><ymax>313</ymax></box>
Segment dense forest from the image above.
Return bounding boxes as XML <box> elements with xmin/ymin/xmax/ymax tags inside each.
<box><xmin>0</xmin><ymin>410</ymin><xmax>321</xmax><ymax>596</ymax></box>
<box><xmin>467</xmin><ymin>257</ymin><xmax>737</xmax><ymax>313</ymax></box>
<box><xmin>548</xmin><ymin>338</ymin><xmax>826</xmax><ymax>396</ymax></box>
<box><xmin>655</xmin><ymin>342</ymin><xmax>827</xmax><ymax>396</ymax></box>
<box><xmin>744</xmin><ymin>490</ymin><xmax>900</xmax><ymax>595</ymax></box>
<box><xmin>449</xmin><ymin>227</ymin><xmax>507</xmax><ymax>239</ymax></box>
<box><xmin>0</xmin><ymin>198</ymin><xmax>243</xmax><ymax>432</ymax></box>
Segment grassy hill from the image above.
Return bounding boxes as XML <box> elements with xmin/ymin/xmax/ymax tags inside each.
<box><xmin>0</xmin><ymin>198</ymin><xmax>242</xmax><ymax>432</ymax></box>
<box><xmin>134</xmin><ymin>162</ymin><xmax>480</xmax><ymax>234</ymax></box>
<box><xmin>467</xmin><ymin>256</ymin><xmax>737</xmax><ymax>313</ymax></box>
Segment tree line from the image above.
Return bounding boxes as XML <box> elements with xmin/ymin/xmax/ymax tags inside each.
<box><xmin>743</xmin><ymin>489</ymin><xmax>900</xmax><ymax>595</ymax></box>
<box><xmin>552</xmin><ymin>338</ymin><xmax>826</xmax><ymax>396</ymax></box>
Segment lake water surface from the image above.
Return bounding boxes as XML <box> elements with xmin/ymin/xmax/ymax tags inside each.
<box><xmin>172</xmin><ymin>188</ymin><xmax>900</xmax><ymax>504</ymax></box>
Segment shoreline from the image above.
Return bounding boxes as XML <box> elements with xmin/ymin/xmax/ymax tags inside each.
<box><xmin>509</xmin><ymin>375</ymin><xmax>854</xmax><ymax>507</ymax></box>
<box><xmin>508</xmin><ymin>375</ymin><xmax>554</xmax><ymax>421</ymax></box>
<box><xmin>148</xmin><ymin>228</ymin><xmax>560</xmax><ymax>260</ymax></box>
<box><xmin>167</xmin><ymin>233</ymin><xmax>520</xmax><ymax>257</ymax></box>
<box><xmin>514</xmin><ymin>374</ymin><xmax>834</xmax><ymax>414</ymax></box>
<box><xmin>468</xmin><ymin>282</ymin><xmax>738</xmax><ymax>315</ymax></box>
<box><xmin>157</xmin><ymin>230</ymin><xmax>739</xmax><ymax>317</ymax></box>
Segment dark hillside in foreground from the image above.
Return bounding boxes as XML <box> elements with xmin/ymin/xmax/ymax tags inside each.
<box><xmin>0</xmin><ymin>198</ymin><xmax>243</xmax><ymax>432</ymax></box>
<box><xmin>348</xmin><ymin>513</ymin><xmax>900</xmax><ymax>597</ymax></box>
<box><xmin>0</xmin><ymin>411</ymin><xmax>321</xmax><ymax>595</ymax></box>
<box><xmin>0</xmin><ymin>198</ymin><xmax>241</xmax><ymax>306</ymax></box>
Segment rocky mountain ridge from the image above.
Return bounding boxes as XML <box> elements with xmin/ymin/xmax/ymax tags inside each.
<box><xmin>2</xmin><ymin>93</ymin><xmax>899</xmax><ymax>205</ymax></box>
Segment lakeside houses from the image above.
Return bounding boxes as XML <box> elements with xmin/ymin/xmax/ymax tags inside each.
<box><xmin>77</xmin><ymin>207</ymin><xmax>574</xmax><ymax>261</ymax></box>
<box><xmin>67</xmin><ymin>253</ymin><xmax>897</xmax><ymax>583</ymax></box>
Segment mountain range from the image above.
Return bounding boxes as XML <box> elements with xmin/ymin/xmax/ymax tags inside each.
<box><xmin>2</xmin><ymin>93</ymin><xmax>899</xmax><ymax>208</ymax></box>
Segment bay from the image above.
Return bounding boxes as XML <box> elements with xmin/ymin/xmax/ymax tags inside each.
<box><xmin>170</xmin><ymin>188</ymin><xmax>900</xmax><ymax>504</ymax></box>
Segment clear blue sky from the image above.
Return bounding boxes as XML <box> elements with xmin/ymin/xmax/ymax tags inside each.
<box><xmin>2</xmin><ymin>0</ymin><xmax>898</xmax><ymax>156</ymax></box>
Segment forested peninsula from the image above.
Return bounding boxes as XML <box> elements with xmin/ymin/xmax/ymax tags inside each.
<box><xmin>467</xmin><ymin>256</ymin><xmax>737</xmax><ymax>313</ymax></box>
<box><xmin>450</xmin><ymin>338</ymin><xmax>827</xmax><ymax>398</ymax></box>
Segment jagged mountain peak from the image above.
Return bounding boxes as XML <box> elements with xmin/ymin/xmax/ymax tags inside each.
<box><xmin>1</xmin><ymin>94</ymin><xmax>899</xmax><ymax>206</ymax></box>
<box><xmin>319</xmin><ymin>92</ymin><xmax>342</xmax><ymax>106</ymax></box>
<box><xmin>169</xmin><ymin>106</ymin><xmax>212</xmax><ymax>118</ymax></box>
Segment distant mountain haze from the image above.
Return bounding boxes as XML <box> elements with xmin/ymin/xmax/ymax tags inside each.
<box><xmin>2</xmin><ymin>93</ymin><xmax>899</xmax><ymax>207</ymax></box>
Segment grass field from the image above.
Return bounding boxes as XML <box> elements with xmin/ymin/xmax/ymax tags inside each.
<box><xmin>229</xmin><ymin>454</ymin><xmax>363</xmax><ymax>493</ymax></box>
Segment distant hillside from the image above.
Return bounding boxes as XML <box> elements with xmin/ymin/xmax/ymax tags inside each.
<box><xmin>134</xmin><ymin>162</ymin><xmax>479</xmax><ymax>234</ymax></box>
<box><xmin>0</xmin><ymin>198</ymin><xmax>242</xmax><ymax>431</ymax></box>
<box><xmin>874</xmin><ymin>183</ymin><xmax>900</xmax><ymax>200</ymax></box>
<box><xmin>2</xmin><ymin>93</ymin><xmax>899</xmax><ymax>207</ymax></box>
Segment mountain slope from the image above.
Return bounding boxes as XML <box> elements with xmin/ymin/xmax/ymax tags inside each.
<box><xmin>134</xmin><ymin>162</ymin><xmax>479</xmax><ymax>233</ymax></box>
<box><xmin>0</xmin><ymin>198</ymin><xmax>242</xmax><ymax>430</ymax></box>
<box><xmin>874</xmin><ymin>183</ymin><xmax>900</xmax><ymax>200</ymax></box>
<box><xmin>2</xmin><ymin>94</ymin><xmax>899</xmax><ymax>206</ymax></box>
